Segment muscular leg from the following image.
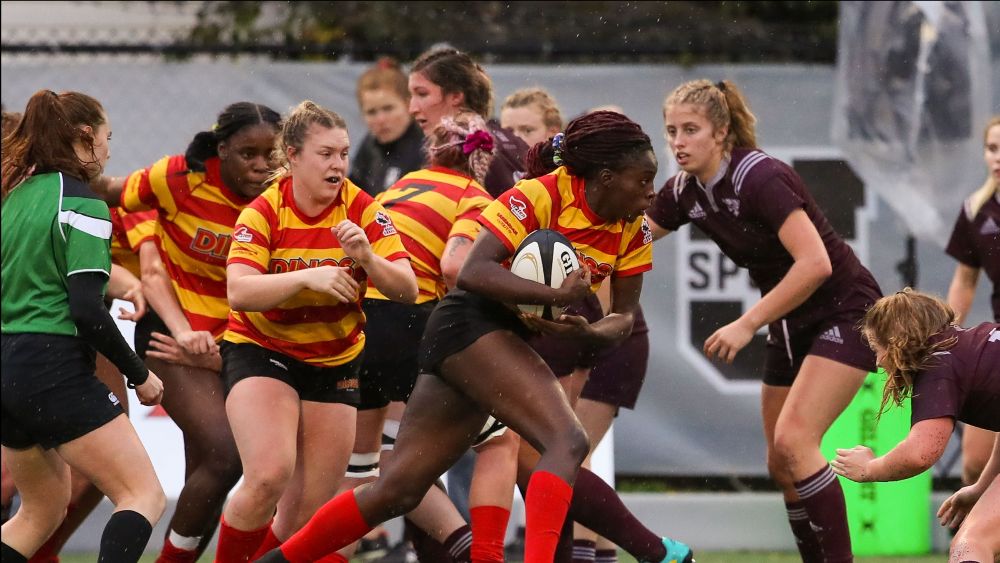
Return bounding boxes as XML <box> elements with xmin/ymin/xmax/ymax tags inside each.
<box><xmin>762</xmin><ymin>383</ymin><xmax>822</xmax><ymax>561</ymax></box>
<box><xmin>772</xmin><ymin>356</ymin><xmax>867</xmax><ymax>563</ymax></box>
<box><xmin>1</xmin><ymin>447</ymin><xmax>71</xmax><ymax>557</ymax></box>
<box><xmin>961</xmin><ymin>425</ymin><xmax>996</xmax><ymax>485</ymax></box>
<box><xmin>31</xmin><ymin>354</ymin><xmax>129</xmax><ymax>561</ymax></box>
<box><xmin>57</xmin><ymin>415</ymin><xmax>166</xmax><ymax>561</ymax></box>
<box><xmin>149</xmin><ymin>357</ymin><xmax>242</xmax><ymax>542</ymax></box>
<box><xmin>272</xmin><ymin>401</ymin><xmax>356</xmax><ymax>537</ymax></box>
<box><xmin>949</xmin><ymin>475</ymin><xmax>1000</xmax><ymax>562</ymax></box>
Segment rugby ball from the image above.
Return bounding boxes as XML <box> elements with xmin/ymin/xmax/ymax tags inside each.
<box><xmin>509</xmin><ymin>229</ymin><xmax>581</xmax><ymax>320</ymax></box>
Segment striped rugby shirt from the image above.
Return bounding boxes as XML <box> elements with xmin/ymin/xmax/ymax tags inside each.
<box><xmin>224</xmin><ymin>177</ymin><xmax>408</xmax><ymax>367</ymax></box>
<box><xmin>370</xmin><ymin>166</ymin><xmax>493</xmax><ymax>303</ymax></box>
<box><xmin>109</xmin><ymin>207</ymin><xmax>156</xmax><ymax>279</ymax></box>
<box><xmin>120</xmin><ymin>155</ymin><xmax>253</xmax><ymax>339</ymax></box>
<box><xmin>479</xmin><ymin>165</ymin><xmax>653</xmax><ymax>292</ymax></box>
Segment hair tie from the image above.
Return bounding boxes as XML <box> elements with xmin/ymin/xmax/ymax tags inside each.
<box><xmin>462</xmin><ymin>129</ymin><xmax>494</xmax><ymax>155</ymax></box>
<box><xmin>716</xmin><ymin>81</ymin><xmax>727</xmax><ymax>92</ymax></box>
<box><xmin>211</xmin><ymin>123</ymin><xmax>220</xmax><ymax>132</ymax></box>
<box><xmin>551</xmin><ymin>132</ymin><xmax>565</xmax><ymax>166</ymax></box>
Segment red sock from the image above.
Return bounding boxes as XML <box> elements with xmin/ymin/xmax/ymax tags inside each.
<box><xmin>524</xmin><ymin>471</ymin><xmax>573</xmax><ymax>563</ymax></box>
<box><xmin>250</xmin><ymin>526</ymin><xmax>282</xmax><ymax>561</ymax></box>
<box><xmin>280</xmin><ymin>490</ymin><xmax>372</xmax><ymax>563</ymax></box>
<box><xmin>156</xmin><ymin>537</ymin><xmax>199</xmax><ymax>563</ymax></box>
<box><xmin>214</xmin><ymin>517</ymin><xmax>271</xmax><ymax>563</ymax></box>
<box><xmin>470</xmin><ymin>506</ymin><xmax>509</xmax><ymax>563</ymax></box>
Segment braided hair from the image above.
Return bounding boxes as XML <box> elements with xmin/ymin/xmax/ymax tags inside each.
<box><xmin>524</xmin><ymin>110</ymin><xmax>651</xmax><ymax>180</ymax></box>
<box><xmin>185</xmin><ymin>102</ymin><xmax>282</xmax><ymax>172</ymax></box>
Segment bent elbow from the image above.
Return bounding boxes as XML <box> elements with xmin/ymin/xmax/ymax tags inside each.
<box><xmin>226</xmin><ymin>281</ymin><xmax>249</xmax><ymax>312</ymax></box>
<box><xmin>814</xmin><ymin>255</ymin><xmax>833</xmax><ymax>281</ymax></box>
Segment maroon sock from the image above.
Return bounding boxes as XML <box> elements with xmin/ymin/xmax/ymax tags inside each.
<box><xmin>785</xmin><ymin>500</ymin><xmax>823</xmax><ymax>563</ymax></box>
<box><xmin>572</xmin><ymin>539</ymin><xmax>596</xmax><ymax>562</ymax></box>
<box><xmin>594</xmin><ymin>548</ymin><xmax>618</xmax><ymax>562</ymax></box>
<box><xmin>793</xmin><ymin>465</ymin><xmax>853</xmax><ymax>563</ymax></box>
<box><xmin>443</xmin><ymin>524</ymin><xmax>473</xmax><ymax>563</ymax></box>
<box><xmin>568</xmin><ymin>469</ymin><xmax>665</xmax><ymax>562</ymax></box>
<box><xmin>408</xmin><ymin>517</ymin><xmax>457</xmax><ymax>562</ymax></box>
<box><xmin>554</xmin><ymin>517</ymin><xmax>574</xmax><ymax>563</ymax></box>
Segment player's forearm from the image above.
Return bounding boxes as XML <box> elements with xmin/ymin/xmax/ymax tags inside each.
<box><xmin>362</xmin><ymin>256</ymin><xmax>418</xmax><ymax>304</ymax></box>
<box><xmin>742</xmin><ymin>257</ymin><xmax>830</xmax><ymax>330</ymax></box>
<box><xmin>227</xmin><ymin>269</ymin><xmax>310</xmax><ymax>312</ymax></box>
<box><xmin>946</xmin><ymin>265</ymin><xmax>979</xmax><ymax>325</ymax></box>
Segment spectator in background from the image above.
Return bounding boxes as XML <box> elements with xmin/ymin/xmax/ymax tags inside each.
<box><xmin>500</xmin><ymin>88</ymin><xmax>563</xmax><ymax>148</ymax></box>
<box><xmin>945</xmin><ymin>115</ymin><xmax>1000</xmax><ymax>495</ymax></box>
<box><xmin>349</xmin><ymin>57</ymin><xmax>426</xmax><ymax>197</ymax></box>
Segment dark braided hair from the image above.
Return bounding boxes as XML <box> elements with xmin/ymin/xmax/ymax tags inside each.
<box><xmin>524</xmin><ymin>110</ymin><xmax>652</xmax><ymax>180</ymax></box>
<box><xmin>184</xmin><ymin>102</ymin><xmax>282</xmax><ymax>172</ymax></box>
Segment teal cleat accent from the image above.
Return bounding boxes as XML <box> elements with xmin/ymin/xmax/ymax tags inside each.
<box><xmin>653</xmin><ymin>536</ymin><xmax>694</xmax><ymax>563</ymax></box>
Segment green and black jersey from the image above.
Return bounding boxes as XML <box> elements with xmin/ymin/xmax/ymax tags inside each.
<box><xmin>2</xmin><ymin>171</ymin><xmax>113</xmax><ymax>335</ymax></box>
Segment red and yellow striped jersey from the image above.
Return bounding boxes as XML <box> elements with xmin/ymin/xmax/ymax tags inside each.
<box><xmin>370</xmin><ymin>167</ymin><xmax>493</xmax><ymax>303</ymax></box>
<box><xmin>109</xmin><ymin>207</ymin><xmax>156</xmax><ymax>279</ymax></box>
<box><xmin>120</xmin><ymin>155</ymin><xmax>255</xmax><ymax>339</ymax></box>
<box><xmin>479</xmin><ymin>166</ymin><xmax>653</xmax><ymax>291</ymax></box>
<box><xmin>224</xmin><ymin>177</ymin><xmax>408</xmax><ymax>366</ymax></box>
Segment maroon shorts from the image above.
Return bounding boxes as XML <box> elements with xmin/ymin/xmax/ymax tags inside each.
<box><xmin>763</xmin><ymin>270</ymin><xmax>882</xmax><ymax>386</ymax></box>
<box><xmin>579</xmin><ymin>307</ymin><xmax>649</xmax><ymax>410</ymax></box>
<box><xmin>529</xmin><ymin>294</ymin><xmax>604</xmax><ymax>377</ymax></box>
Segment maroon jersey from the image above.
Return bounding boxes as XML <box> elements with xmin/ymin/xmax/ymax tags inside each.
<box><xmin>945</xmin><ymin>193</ymin><xmax>1000</xmax><ymax>321</ymax></box>
<box><xmin>648</xmin><ymin>148</ymin><xmax>868</xmax><ymax>312</ymax></box>
<box><xmin>910</xmin><ymin>323</ymin><xmax>1000</xmax><ymax>431</ymax></box>
<box><xmin>483</xmin><ymin>120</ymin><xmax>528</xmax><ymax>199</ymax></box>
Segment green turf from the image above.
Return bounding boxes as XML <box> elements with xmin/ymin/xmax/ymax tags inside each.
<box><xmin>56</xmin><ymin>551</ymin><xmax>945</xmax><ymax>563</ymax></box>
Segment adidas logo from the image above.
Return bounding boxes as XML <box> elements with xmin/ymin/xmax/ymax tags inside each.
<box><xmin>819</xmin><ymin>326</ymin><xmax>844</xmax><ymax>345</ymax></box>
<box><xmin>980</xmin><ymin>217</ymin><xmax>1000</xmax><ymax>235</ymax></box>
<box><xmin>688</xmin><ymin>202</ymin><xmax>707</xmax><ymax>219</ymax></box>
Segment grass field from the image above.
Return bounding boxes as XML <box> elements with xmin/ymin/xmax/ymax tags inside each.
<box><xmin>57</xmin><ymin>551</ymin><xmax>945</xmax><ymax>562</ymax></box>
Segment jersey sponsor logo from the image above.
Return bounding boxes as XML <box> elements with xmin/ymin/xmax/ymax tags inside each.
<box><xmin>674</xmin><ymin>153</ymin><xmax>872</xmax><ymax>393</ymax></box>
<box><xmin>980</xmin><ymin>217</ymin><xmax>999</xmax><ymax>235</ymax></box>
<box><xmin>233</xmin><ymin>226</ymin><xmax>253</xmax><ymax>243</ymax></box>
<box><xmin>190</xmin><ymin>227</ymin><xmax>232</xmax><ymax>260</ymax></box>
<box><xmin>375</xmin><ymin>211</ymin><xmax>397</xmax><ymax>236</ymax></box>
<box><xmin>108</xmin><ymin>391</ymin><xmax>120</xmax><ymax>405</ymax></box>
<box><xmin>509</xmin><ymin>195</ymin><xmax>528</xmax><ymax>220</ymax></box>
<box><xmin>641</xmin><ymin>217</ymin><xmax>654</xmax><ymax>244</ymax></box>
<box><xmin>818</xmin><ymin>325</ymin><xmax>844</xmax><ymax>345</ymax></box>
<box><xmin>722</xmin><ymin>197</ymin><xmax>741</xmax><ymax>217</ymax></box>
<box><xmin>269</xmin><ymin>256</ymin><xmax>357</xmax><ymax>275</ymax></box>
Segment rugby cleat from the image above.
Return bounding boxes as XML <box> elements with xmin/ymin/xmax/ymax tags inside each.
<box><xmin>652</xmin><ymin>536</ymin><xmax>694</xmax><ymax>563</ymax></box>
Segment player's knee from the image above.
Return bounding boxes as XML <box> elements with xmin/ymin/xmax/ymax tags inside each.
<box><xmin>243</xmin><ymin>463</ymin><xmax>295</xmax><ymax>502</ymax></box>
<box><xmin>558</xmin><ymin>422</ymin><xmax>591</xmax><ymax>466</ymax></box>
<box><xmin>372</xmin><ymin>471</ymin><xmax>428</xmax><ymax>518</ymax></box>
<box><xmin>203</xmin><ymin>444</ymin><xmax>244</xmax><ymax>488</ymax></box>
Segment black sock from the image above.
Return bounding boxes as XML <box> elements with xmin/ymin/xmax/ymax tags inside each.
<box><xmin>97</xmin><ymin>510</ymin><xmax>153</xmax><ymax>563</ymax></box>
<box><xmin>1</xmin><ymin>542</ymin><xmax>28</xmax><ymax>563</ymax></box>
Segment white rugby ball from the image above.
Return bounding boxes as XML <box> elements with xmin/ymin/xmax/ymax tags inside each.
<box><xmin>509</xmin><ymin>229</ymin><xmax>581</xmax><ymax>320</ymax></box>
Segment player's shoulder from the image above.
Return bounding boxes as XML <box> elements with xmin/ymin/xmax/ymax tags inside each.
<box><xmin>729</xmin><ymin>148</ymin><xmax>787</xmax><ymax>195</ymax></box>
<box><xmin>59</xmin><ymin>172</ymin><xmax>102</xmax><ymax>201</ymax></box>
